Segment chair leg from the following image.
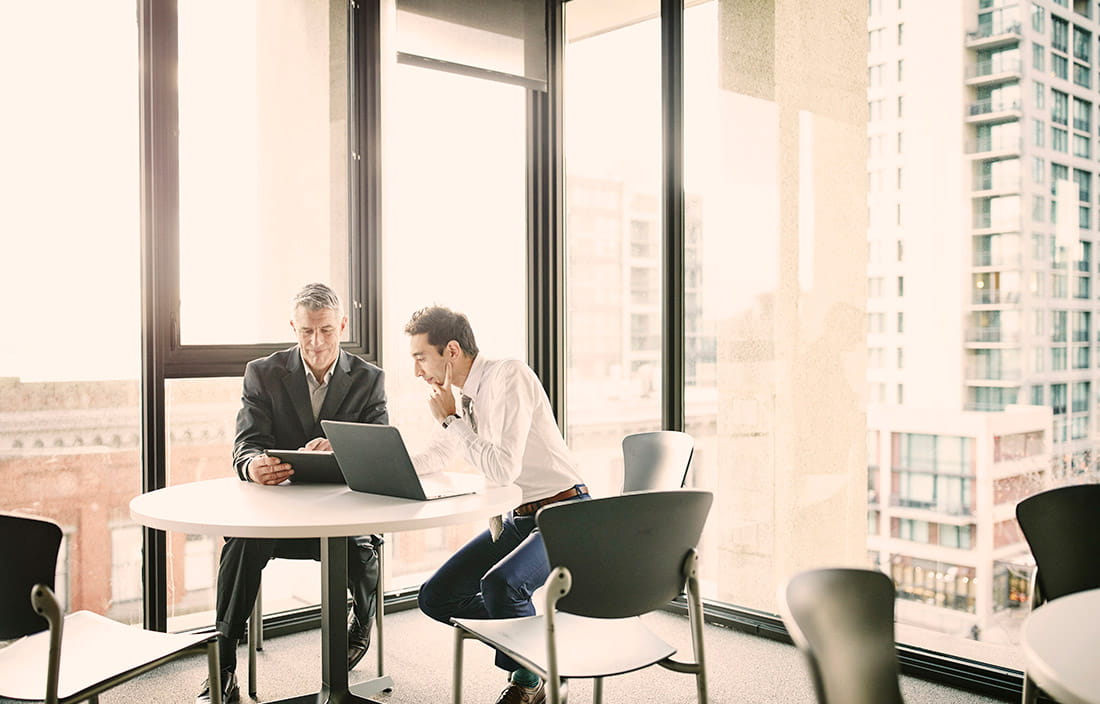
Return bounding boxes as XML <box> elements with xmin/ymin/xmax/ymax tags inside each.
<box><xmin>207</xmin><ymin>638</ymin><xmax>223</xmax><ymax>704</ymax></box>
<box><xmin>376</xmin><ymin>534</ymin><xmax>386</xmax><ymax>680</ymax></box>
<box><xmin>592</xmin><ymin>676</ymin><xmax>603</xmax><ymax>704</ymax></box>
<box><xmin>248</xmin><ymin>580</ymin><xmax>262</xmax><ymax>697</ymax></box>
<box><xmin>686</xmin><ymin>566</ymin><xmax>708</xmax><ymax>704</ymax></box>
<box><xmin>453</xmin><ymin>627</ymin><xmax>466</xmax><ymax>704</ymax></box>
<box><xmin>1021</xmin><ymin>673</ymin><xmax>1039</xmax><ymax>704</ymax></box>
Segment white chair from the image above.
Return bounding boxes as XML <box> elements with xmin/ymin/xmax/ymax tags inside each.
<box><xmin>1015</xmin><ymin>483</ymin><xmax>1100</xmax><ymax>704</ymax></box>
<box><xmin>0</xmin><ymin>513</ymin><xmax>223</xmax><ymax>704</ymax></box>
<box><xmin>779</xmin><ymin>567</ymin><xmax>905</xmax><ymax>704</ymax></box>
<box><xmin>451</xmin><ymin>490</ymin><xmax>713</xmax><ymax>704</ymax></box>
<box><xmin>621</xmin><ymin>430</ymin><xmax>694</xmax><ymax>492</ymax></box>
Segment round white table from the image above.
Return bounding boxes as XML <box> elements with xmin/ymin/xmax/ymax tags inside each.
<box><xmin>1022</xmin><ymin>588</ymin><xmax>1100</xmax><ymax>704</ymax></box>
<box><xmin>131</xmin><ymin>477</ymin><xmax>520</xmax><ymax>704</ymax></box>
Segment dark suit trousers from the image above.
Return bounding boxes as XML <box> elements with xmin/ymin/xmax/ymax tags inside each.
<box><xmin>214</xmin><ymin>534</ymin><xmax>379</xmax><ymax>669</ymax></box>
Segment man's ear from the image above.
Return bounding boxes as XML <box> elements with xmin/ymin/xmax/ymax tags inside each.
<box><xmin>447</xmin><ymin>340</ymin><xmax>461</xmax><ymax>359</ymax></box>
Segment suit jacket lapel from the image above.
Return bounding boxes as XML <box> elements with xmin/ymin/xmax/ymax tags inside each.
<box><xmin>317</xmin><ymin>350</ymin><xmax>352</xmax><ymax>427</ymax></box>
<box><xmin>283</xmin><ymin>350</ymin><xmax>316</xmax><ymax>438</ymax></box>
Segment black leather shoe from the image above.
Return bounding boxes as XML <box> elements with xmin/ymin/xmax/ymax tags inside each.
<box><xmin>196</xmin><ymin>669</ymin><xmax>240</xmax><ymax>704</ymax></box>
<box><xmin>347</xmin><ymin>614</ymin><xmax>371</xmax><ymax>670</ymax></box>
<box><xmin>494</xmin><ymin>680</ymin><xmax>545</xmax><ymax>704</ymax></box>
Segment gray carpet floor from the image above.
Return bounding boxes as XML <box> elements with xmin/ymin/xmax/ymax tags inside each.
<box><xmin>95</xmin><ymin>608</ymin><xmax>1006</xmax><ymax>703</ymax></box>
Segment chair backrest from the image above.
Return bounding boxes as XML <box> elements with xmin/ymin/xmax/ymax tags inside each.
<box><xmin>1016</xmin><ymin>483</ymin><xmax>1100</xmax><ymax>603</ymax></box>
<box><xmin>0</xmin><ymin>513</ymin><xmax>63</xmax><ymax>640</ymax></box>
<box><xmin>536</xmin><ymin>490</ymin><xmax>712</xmax><ymax>619</ymax></box>
<box><xmin>782</xmin><ymin>568</ymin><xmax>904</xmax><ymax>704</ymax></box>
<box><xmin>621</xmin><ymin>430</ymin><xmax>695</xmax><ymax>493</ymax></box>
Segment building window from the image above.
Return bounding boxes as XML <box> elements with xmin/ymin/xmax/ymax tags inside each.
<box><xmin>1052</xmin><ymin>15</ymin><xmax>1069</xmax><ymax>53</ymax></box>
<box><xmin>897</xmin><ymin>276</ymin><xmax>904</xmax><ymax>296</ymax></box>
<box><xmin>1052</xmin><ymin>89</ymin><xmax>1069</xmax><ymax>125</ymax></box>
<box><xmin>1052</xmin><ymin>126</ymin><xmax>1068</xmax><ymax>152</ymax></box>
<box><xmin>891</xmin><ymin>557</ymin><xmax>976</xmax><ymax>614</ymax></box>
<box><xmin>1072</xmin><ymin>97</ymin><xmax>1091</xmax><ymax>132</ymax></box>
<box><xmin>1072</xmin><ymin>25</ymin><xmax>1091</xmax><ymax>62</ymax></box>
<box><xmin>1053</xmin><ymin>52</ymin><xmax>1069</xmax><ymax>79</ymax></box>
<box><xmin>869</xmin><ymin>63</ymin><xmax>884</xmax><ymax>87</ymax></box>
<box><xmin>1033</xmin><ymin>42</ymin><xmax>1045</xmax><ymax>70</ymax></box>
<box><xmin>1032</xmin><ymin>4</ymin><xmax>1045</xmax><ymax>33</ymax></box>
<box><xmin>1073</xmin><ymin>134</ymin><xmax>1091</xmax><ymax>158</ymax></box>
<box><xmin>1074</xmin><ymin>62</ymin><xmax>1091</xmax><ymax>87</ymax></box>
<box><xmin>896</xmin><ymin>22</ymin><xmax>903</xmax><ymax>46</ymax></box>
<box><xmin>869</xmin><ymin>27</ymin><xmax>884</xmax><ymax>52</ymax></box>
<box><xmin>1052</xmin><ymin>382</ymin><xmax>1068</xmax><ymax>414</ymax></box>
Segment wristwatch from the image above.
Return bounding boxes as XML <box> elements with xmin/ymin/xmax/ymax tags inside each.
<box><xmin>442</xmin><ymin>413</ymin><xmax>460</xmax><ymax>429</ymax></box>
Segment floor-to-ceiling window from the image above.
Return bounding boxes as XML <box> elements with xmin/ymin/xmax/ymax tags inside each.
<box><xmin>563</xmin><ymin>0</ymin><xmax>663</xmax><ymax>499</ymax></box>
<box><xmin>166</xmin><ymin>0</ymin><xmax>354</xmax><ymax>629</ymax></box>
<box><xmin>0</xmin><ymin>0</ymin><xmax>143</xmax><ymax>623</ymax></box>
<box><xmin>380</xmin><ymin>62</ymin><xmax>528</xmax><ymax>590</ymax></box>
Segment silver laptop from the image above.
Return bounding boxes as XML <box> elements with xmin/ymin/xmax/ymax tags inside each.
<box><xmin>321</xmin><ymin>420</ymin><xmax>483</xmax><ymax>500</ymax></box>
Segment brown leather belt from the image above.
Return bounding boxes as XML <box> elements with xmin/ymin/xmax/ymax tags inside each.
<box><xmin>513</xmin><ymin>484</ymin><xmax>589</xmax><ymax>516</ymax></box>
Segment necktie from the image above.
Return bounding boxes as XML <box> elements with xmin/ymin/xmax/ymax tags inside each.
<box><xmin>464</xmin><ymin>395</ymin><xmax>504</xmax><ymax>542</ymax></box>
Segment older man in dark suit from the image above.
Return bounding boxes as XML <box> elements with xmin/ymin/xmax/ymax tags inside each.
<box><xmin>197</xmin><ymin>283</ymin><xmax>387</xmax><ymax>704</ymax></box>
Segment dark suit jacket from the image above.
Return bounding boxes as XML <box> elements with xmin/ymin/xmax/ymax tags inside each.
<box><xmin>233</xmin><ymin>346</ymin><xmax>388</xmax><ymax>480</ymax></box>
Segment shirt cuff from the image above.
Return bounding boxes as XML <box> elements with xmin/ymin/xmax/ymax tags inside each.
<box><xmin>447</xmin><ymin>417</ymin><xmax>478</xmax><ymax>445</ymax></box>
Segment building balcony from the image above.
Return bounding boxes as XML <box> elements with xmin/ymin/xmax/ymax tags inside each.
<box><xmin>971</xmin><ymin>289</ymin><xmax>1020</xmax><ymax>305</ymax></box>
<box><xmin>972</xmin><ymin>251</ymin><xmax>1022</xmax><ymax>268</ymax></box>
<box><xmin>965</xmin><ymin>98</ymin><xmax>1022</xmax><ymax>123</ymax></box>
<box><xmin>889</xmin><ymin>495</ymin><xmax>974</xmax><ymax>518</ymax></box>
<box><xmin>972</xmin><ymin>179</ymin><xmax>1021</xmax><ymax>195</ymax></box>
<box><xmin>964</xmin><ymin>22</ymin><xmax>1022</xmax><ymax>49</ymax></box>
<box><xmin>965</xmin><ymin>326</ymin><xmax>1020</xmax><ymax>343</ymax></box>
<box><xmin>965</xmin><ymin>135</ymin><xmax>1022</xmax><ymax>157</ymax></box>
<box><xmin>965</xmin><ymin>365</ymin><xmax>1023</xmax><ymax>382</ymax></box>
<box><xmin>965</xmin><ymin>57</ymin><xmax>1022</xmax><ymax>85</ymax></box>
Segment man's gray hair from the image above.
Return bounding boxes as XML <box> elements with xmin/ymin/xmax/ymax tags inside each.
<box><xmin>293</xmin><ymin>283</ymin><xmax>342</xmax><ymax>315</ymax></box>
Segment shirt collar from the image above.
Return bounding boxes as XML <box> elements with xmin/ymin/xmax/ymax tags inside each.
<box><xmin>300</xmin><ymin>348</ymin><xmax>337</xmax><ymax>386</ymax></box>
<box><xmin>458</xmin><ymin>354</ymin><xmax>486</xmax><ymax>399</ymax></box>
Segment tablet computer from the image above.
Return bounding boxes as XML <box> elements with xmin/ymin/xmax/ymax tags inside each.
<box><xmin>266</xmin><ymin>449</ymin><xmax>345</xmax><ymax>484</ymax></box>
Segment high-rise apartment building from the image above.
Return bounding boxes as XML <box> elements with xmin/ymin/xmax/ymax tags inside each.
<box><xmin>867</xmin><ymin>0</ymin><xmax>1099</xmax><ymax>646</ymax></box>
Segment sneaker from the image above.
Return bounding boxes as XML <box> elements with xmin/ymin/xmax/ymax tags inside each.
<box><xmin>347</xmin><ymin>613</ymin><xmax>371</xmax><ymax>670</ymax></box>
<box><xmin>195</xmin><ymin>669</ymin><xmax>240</xmax><ymax>704</ymax></box>
<box><xmin>493</xmin><ymin>679</ymin><xmax>545</xmax><ymax>704</ymax></box>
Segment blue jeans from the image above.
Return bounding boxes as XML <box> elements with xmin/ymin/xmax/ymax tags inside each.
<box><xmin>418</xmin><ymin>495</ymin><xmax>588</xmax><ymax>671</ymax></box>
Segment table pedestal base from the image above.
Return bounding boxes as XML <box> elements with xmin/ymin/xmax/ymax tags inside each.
<box><xmin>265</xmin><ymin>538</ymin><xmax>392</xmax><ymax>704</ymax></box>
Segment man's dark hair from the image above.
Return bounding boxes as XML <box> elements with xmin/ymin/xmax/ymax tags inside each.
<box><xmin>404</xmin><ymin>306</ymin><xmax>479</xmax><ymax>357</ymax></box>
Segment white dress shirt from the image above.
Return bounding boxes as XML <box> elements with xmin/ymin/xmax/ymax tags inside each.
<box><xmin>413</xmin><ymin>356</ymin><xmax>583</xmax><ymax>504</ymax></box>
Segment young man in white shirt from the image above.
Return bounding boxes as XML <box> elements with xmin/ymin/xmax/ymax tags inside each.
<box><xmin>406</xmin><ymin>306</ymin><xmax>587</xmax><ymax>704</ymax></box>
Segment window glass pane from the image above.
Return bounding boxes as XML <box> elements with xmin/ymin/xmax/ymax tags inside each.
<box><xmin>382</xmin><ymin>64</ymin><xmax>527</xmax><ymax>589</ymax></box>
<box><xmin>162</xmin><ymin>378</ymin><xmax>288</xmax><ymax>630</ymax></box>
<box><xmin>0</xmin><ymin>1</ymin><xmax>142</xmax><ymax>623</ymax></box>
<box><xmin>177</xmin><ymin>0</ymin><xmax>350</xmax><ymax>345</ymax></box>
<box><xmin>683</xmin><ymin>0</ymin><xmax>867</xmax><ymax>612</ymax></box>
<box><xmin>564</xmin><ymin>0</ymin><xmax>663</xmax><ymax>499</ymax></box>
<box><xmin>862</xmin><ymin>0</ymin><xmax>1069</xmax><ymax>672</ymax></box>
